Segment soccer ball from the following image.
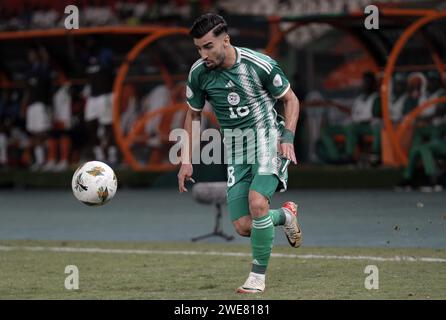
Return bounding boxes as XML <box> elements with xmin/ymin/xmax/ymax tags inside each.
<box><xmin>71</xmin><ymin>161</ymin><xmax>117</xmax><ymax>206</ymax></box>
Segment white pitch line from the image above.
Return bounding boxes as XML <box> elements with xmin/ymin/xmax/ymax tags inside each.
<box><xmin>0</xmin><ymin>245</ymin><xmax>445</xmax><ymax>263</ymax></box>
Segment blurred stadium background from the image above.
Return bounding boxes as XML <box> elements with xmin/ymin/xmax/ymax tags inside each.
<box><xmin>0</xmin><ymin>0</ymin><xmax>445</xmax><ymax>300</ymax></box>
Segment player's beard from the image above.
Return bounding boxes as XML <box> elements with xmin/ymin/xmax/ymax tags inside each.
<box><xmin>206</xmin><ymin>51</ymin><xmax>225</xmax><ymax>69</ymax></box>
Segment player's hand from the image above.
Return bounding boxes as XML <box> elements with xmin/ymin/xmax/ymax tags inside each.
<box><xmin>178</xmin><ymin>163</ymin><xmax>195</xmax><ymax>193</ymax></box>
<box><xmin>280</xmin><ymin>142</ymin><xmax>297</xmax><ymax>165</ymax></box>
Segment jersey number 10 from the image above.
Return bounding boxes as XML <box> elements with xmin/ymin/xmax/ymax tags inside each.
<box><xmin>229</xmin><ymin>106</ymin><xmax>250</xmax><ymax>119</ymax></box>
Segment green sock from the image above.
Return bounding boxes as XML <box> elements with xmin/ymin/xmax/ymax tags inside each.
<box><xmin>251</xmin><ymin>215</ymin><xmax>275</xmax><ymax>274</ymax></box>
<box><xmin>269</xmin><ymin>208</ymin><xmax>286</xmax><ymax>226</ymax></box>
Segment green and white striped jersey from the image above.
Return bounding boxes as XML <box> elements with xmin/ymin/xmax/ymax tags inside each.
<box><xmin>186</xmin><ymin>46</ymin><xmax>290</xmax><ymax>131</ymax></box>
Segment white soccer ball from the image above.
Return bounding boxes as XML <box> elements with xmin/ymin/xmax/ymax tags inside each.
<box><xmin>71</xmin><ymin>161</ymin><xmax>117</xmax><ymax>206</ymax></box>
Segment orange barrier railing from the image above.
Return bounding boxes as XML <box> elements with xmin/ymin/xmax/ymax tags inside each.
<box><xmin>265</xmin><ymin>17</ymin><xmax>380</xmax><ymax>74</ymax></box>
<box><xmin>3</xmin><ymin>13</ymin><xmax>446</xmax><ymax>170</ymax></box>
<box><xmin>266</xmin><ymin>9</ymin><xmax>446</xmax><ymax>167</ymax></box>
<box><xmin>1</xmin><ymin>25</ymin><xmax>198</xmax><ymax>172</ymax></box>
<box><xmin>380</xmin><ymin>12</ymin><xmax>446</xmax><ymax>166</ymax></box>
<box><xmin>118</xmin><ymin>102</ymin><xmax>218</xmax><ymax>172</ymax></box>
<box><xmin>0</xmin><ymin>25</ymin><xmax>187</xmax><ymax>40</ymax></box>
<box><xmin>111</xmin><ymin>28</ymin><xmax>191</xmax><ymax>171</ymax></box>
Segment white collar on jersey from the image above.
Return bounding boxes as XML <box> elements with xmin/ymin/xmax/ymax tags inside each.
<box><xmin>234</xmin><ymin>47</ymin><xmax>241</xmax><ymax>64</ymax></box>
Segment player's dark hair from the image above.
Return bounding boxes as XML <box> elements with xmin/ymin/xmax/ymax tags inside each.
<box><xmin>189</xmin><ymin>13</ymin><xmax>228</xmax><ymax>39</ymax></box>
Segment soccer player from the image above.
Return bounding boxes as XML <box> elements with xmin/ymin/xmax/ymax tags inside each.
<box><xmin>177</xmin><ymin>13</ymin><xmax>302</xmax><ymax>294</ymax></box>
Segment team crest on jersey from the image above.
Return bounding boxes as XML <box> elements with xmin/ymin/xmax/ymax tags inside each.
<box><xmin>186</xmin><ymin>85</ymin><xmax>193</xmax><ymax>99</ymax></box>
<box><xmin>273</xmin><ymin>74</ymin><xmax>283</xmax><ymax>87</ymax></box>
<box><xmin>227</xmin><ymin>92</ymin><xmax>240</xmax><ymax>106</ymax></box>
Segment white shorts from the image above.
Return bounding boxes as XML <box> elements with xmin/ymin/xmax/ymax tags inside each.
<box><xmin>84</xmin><ymin>93</ymin><xmax>113</xmax><ymax>125</ymax></box>
<box><xmin>53</xmin><ymin>85</ymin><xmax>72</xmax><ymax>129</ymax></box>
<box><xmin>26</xmin><ymin>102</ymin><xmax>51</xmax><ymax>134</ymax></box>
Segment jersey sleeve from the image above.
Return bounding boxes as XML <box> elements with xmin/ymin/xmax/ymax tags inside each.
<box><xmin>261</xmin><ymin>60</ymin><xmax>290</xmax><ymax>99</ymax></box>
<box><xmin>186</xmin><ymin>67</ymin><xmax>205</xmax><ymax>112</ymax></box>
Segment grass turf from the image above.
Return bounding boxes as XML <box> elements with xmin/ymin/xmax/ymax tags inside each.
<box><xmin>0</xmin><ymin>240</ymin><xmax>445</xmax><ymax>300</ymax></box>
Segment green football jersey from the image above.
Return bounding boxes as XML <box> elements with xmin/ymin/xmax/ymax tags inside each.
<box><xmin>186</xmin><ymin>46</ymin><xmax>290</xmax><ymax>131</ymax></box>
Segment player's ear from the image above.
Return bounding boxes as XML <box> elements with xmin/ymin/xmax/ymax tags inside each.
<box><xmin>223</xmin><ymin>34</ymin><xmax>230</xmax><ymax>48</ymax></box>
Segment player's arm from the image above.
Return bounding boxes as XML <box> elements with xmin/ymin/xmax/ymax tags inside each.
<box><xmin>279</xmin><ymin>87</ymin><xmax>299</xmax><ymax>164</ymax></box>
<box><xmin>179</xmin><ymin>65</ymin><xmax>205</xmax><ymax>192</ymax></box>
<box><xmin>178</xmin><ymin>108</ymin><xmax>202</xmax><ymax>193</ymax></box>
<box><xmin>257</xmin><ymin>54</ymin><xmax>299</xmax><ymax>164</ymax></box>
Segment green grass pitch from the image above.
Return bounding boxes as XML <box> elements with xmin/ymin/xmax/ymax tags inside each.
<box><xmin>0</xmin><ymin>240</ymin><xmax>445</xmax><ymax>300</ymax></box>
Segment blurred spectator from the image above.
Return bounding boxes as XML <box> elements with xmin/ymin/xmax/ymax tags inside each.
<box><xmin>82</xmin><ymin>36</ymin><xmax>118</xmax><ymax>166</ymax></box>
<box><xmin>397</xmin><ymin>71</ymin><xmax>446</xmax><ymax>191</ymax></box>
<box><xmin>31</xmin><ymin>2</ymin><xmax>59</xmax><ymax>29</ymax></box>
<box><xmin>138</xmin><ymin>81</ymin><xmax>212</xmax><ymax>165</ymax></box>
<box><xmin>400</xmin><ymin>122</ymin><xmax>446</xmax><ymax>192</ymax></box>
<box><xmin>427</xmin><ymin>71</ymin><xmax>446</xmax><ymax>122</ymax></box>
<box><xmin>142</xmin><ymin>83</ymin><xmax>171</xmax><ymax>148</ymax></box>
<box><xmin>141</xmin><ymin>83</ymin><xmax>172</xmax><ymax>165</ymax></box>
<box><xmin>389</xmin><ymin>72</ymin><xmax>408</xmax><ymax>124</ymax></box>
<box><xmin>2</xmin><ymin>4</ymin><xmax>32</xmax><ymax>31</ymax></box>
<box><xmin>405</xmin><ymin>72</ymin><xmax>444</xmax><ymax>151</ymax></box>
<box><xmin>116</xmin><ymin>0</ymin><xmax>149</xmax><ymax>25</ymax></box>
<box><xmin>0</xmin><ymin>132</ymin><xmax>7</xmax><ymax>168</ymax></box>
<box><xmin>0</xmin><ymin>0</ymin><xmax>212</xmax><ymax>30</ymax></box>
<box><xmin>68</xmin><ymin>83</ymin><xmax>88</xmax><ymax>166</ymax></box>
<box><xmin>303</xmin><ymin>90</ymin><xmax>327</xmax><ymax>163</ymax></box>
<box><xmin>402</xmin><ymin>72</ymin><xmax>427</xmax><ymax>116</ymax></box>
<box><xmin>0</xmin><ymin>91</ymin><xmax>8</xmax><ymax>167</ymax></box>
<box><xmin>345</xmin><ymin>71</ymin><xmax>382</xmax><ymax>161</ymax></box>
<box><xmin>0</xmin><ymin>87</ymin><xmax>23</xmax><ymax>168</ymax></box>
<box><xmin>83</xmin><ymin>0</ymin><xmax>119</xmax><ymax>26</ymax></box>
<box><xmin>43</xmin><ymin>76</ymin><xmax>72</xmax><ymax>172</ymax></box>
<box><xmin>0</xmin><ymin>6</ymin><xmax>7</xmax><ymax>31</ymax></box>
<box><xmin>317</xmin><ymin>71</ymin><xmax>381</xmax><ymax>164</ymax></box>
<box><xmin>21</xmin><ymin>45</ymin><xmax>53</xmax><ymax>171</ymax></box>
<box><xmin>120</xmin><ymin>83</ymin><xmax>139</xmax><ymax>135</ymax></box>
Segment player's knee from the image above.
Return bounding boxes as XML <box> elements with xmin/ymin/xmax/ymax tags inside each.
<box><xmin>248</xmin><ymin>197</ymin><xmax>269</xmax><ymax>216</ymax></box>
